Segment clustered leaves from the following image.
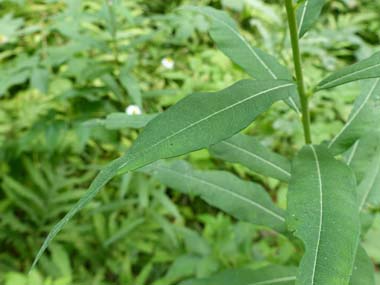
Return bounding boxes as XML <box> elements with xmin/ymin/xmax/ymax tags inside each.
<box><xmin>33</xmin><ymin>1</ymin><xmax>380</xmax><ymax>284</ymax></box>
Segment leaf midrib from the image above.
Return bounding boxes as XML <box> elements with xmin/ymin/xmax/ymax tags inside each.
<box><xmin>119</xmin><ymin>83</ymin><xmax>294</xmax><ymax>170</ymax></box>
<box><xmin>220</xmin><ymin>140</ymin><xmax>291</xmax><ymax>178</ymax></box>
<box><xmin>205</xmin><ymin>12</ymin><xmax>278</xmax><ymax>79</ymax></box>
<box><xmin>328</xmin><ymin>78</ymin><xmax>380</xmax><ymax>148</ymax></box>
<box><xmin>152</xmin><ymin>165</ymin><xmax>286</xmax><ymax>222</ymax></box>
<box><xmin>319</xmin><ymin>63</ymin><xmax>380</xmax><ymax>89</ymax></box>
<box><xmin>197</xmin><ymin>8</ymin><xmax>301</xmax><ymax>114</ymax></box>
<box><xmin>248</xmin><ymin>276</ymin><xmax>297</xmax><ymax>285</ymax></box>
<box><xmin>310</xmin><ymin>145</ymin><xmax>323</xmax><ymax>285</ymax></box>
<box><xmin>298</xmin><ymin>0</ymin><xmax>309</xmax><ymax>36</ymax></box>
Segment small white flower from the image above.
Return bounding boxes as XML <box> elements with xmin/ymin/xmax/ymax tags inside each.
<box><xmin>108</xmin><ymin>0</ymin><xmax>113</xmax><ymax>6</ymax></box>
<box><xmin>0</xmin><ymin>35</ymin><xmax>8</xmax><ymax>45</ymax></box>
<box><xmin>161</xmin><ymin>57</ymin><xmax>175</xmax><ymax>70</ymax></box>
<box><xmin>125</xmin><ymin>105</ymin><xmax>142</xmax><ymax>115</ymax></box>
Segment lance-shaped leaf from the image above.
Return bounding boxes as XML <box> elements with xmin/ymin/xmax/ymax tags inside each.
<box><xmin>120</xmin><ymin>66</ymin><xmax>142</xmax><ymax>107</ymax></box>
<box><xmin>179</xmin><ymin>266</ymin><xmax>297</xmax><ymax>285</ymax></box>
<box><xmin>350</xmin><ymin>246</ymin><xmax>375</xmax><ymax>285</ymax></box>
<box><xmin>210</xmin><ymin>134</ymin><xmax>291</xmax><ymax>182</ymax></box>
<box><xmin>31</xmin><ymin>79</ymin><xmax>295</xmax><ymax>268</ymax></box>
<box><xmin>184</xmin><ymin>6</ymin><xmax>300</xmax><ymax>112</ymax></box>
<box><xmin>328</xmin><ymin>78</ymin><xmax>380</xmax><ymax>155</ymax></box>
<box><xmin>88</xmin><ymin>113</ymin><xmax>157</xmax><ymax>130</ymax></box>
<box><xmin>345</xmin><ymin>132</ymin><xmax>380</xmax><ymax>184</ymax></box>
<box><xmin>146</xmin><ymin>160</ymin><xmax>287</xmax><ymax>233</ymax></box>
<box><xmin>287</xmin><ymin>145</ymin><xmax>360</xmax><ymax>285</ymax></box>
<box><xmin>297</xmin><ymin>0</ymin><xmax>325</xmax><ymax>38</ymax></box>
<box><xmin>317</xmin><ymin>52</ymin><xmax>380</xmax><ymax>90</ymax></box>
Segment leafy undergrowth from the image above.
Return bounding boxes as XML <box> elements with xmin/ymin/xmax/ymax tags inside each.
<box><xmin>1</xmin><ymin>0</ymin><xmax>380</xmax><ymax>284</ymax></box>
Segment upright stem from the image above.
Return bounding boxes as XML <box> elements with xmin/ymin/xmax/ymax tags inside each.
<box><xmin>285</xmin><ymin>0</ymin><xmax>312</xmax><ymax>144</ymax></box>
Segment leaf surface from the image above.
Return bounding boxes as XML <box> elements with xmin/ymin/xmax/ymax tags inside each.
<box><xmin>328</xmin><ymin>78</ymin><xmax>380</xmax><ymax>155</ymax></box>
<box><xmin>287</xmin><ymin>145</ymin><xmax>360</xmax><ymax>285</ymax></box>
<box><xmin>98</xmin><ymin>113</ymin><xmax>157</xmax><ymax>130</ymax></box>
<box><xmin>185</xmin><ymin>6</ymin><xmax>300</xmax><ymax>112</ymax></box>
<box><xmin>210</xmin><ymin>134</ymin><xmax>291</xmax><ymax>182</ymax></box>
<box><xmin>357</xmin><ymin>147</ymin><xmax>380</xmax><ymax>212</ymax></box>
<box><xmin>349</xmin><ymin>246</ymin><xmax>375</xmax><ymax>285</ymax></box>
<box><xmin>345</xmin><ymin>132</ymin><xmax>380</xmax><ymax>184</ymax></box>
<box><xmin>317</xmin><ymin>52</ymin><xmax>380</xmax><ymax>90</ymax></box>
<box><xmin>297</xmin><ymin>0</ymin><xmax>325</xmax><ymax>38</ymax></box>
<box><xmin>120</xmin><ymin>66</ymin><xmax>142</xmax><ymax>107</ymax></box>
<box><xmin>146</xmin><ymin>160</ymin><xmax>286</xmax><ymax>233</ymax></box>
<box><xmin>179</xmin><ymin>266</ymin><xmax>297</xmax><ymax>285</ymax></box>
<box><xmin>32</xmin><ymin>79</ymin><xmax>295</xmax><ymax>268</ymax></box>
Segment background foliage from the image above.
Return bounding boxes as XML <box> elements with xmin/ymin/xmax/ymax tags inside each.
<box><xmin>0</xmin><ymin>0</ymin><xmax>379</xmax><ymax>284</ymax></box>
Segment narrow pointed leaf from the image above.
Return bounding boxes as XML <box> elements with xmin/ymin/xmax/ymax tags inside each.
<box><xmin>317</xmin><ymin>52</ymin><xmax>380</xmax><ymax>90</ymax></box>
<box><xmin>186</xmin><ymin>6</ymin><xmax>291</xmax><ymax>81</ymax></box>
<box><xmin>210</xmin><ymin>134</ymin><xmax>291</xmax><ymax>182</ymax></box>
<box><xmin>146</xmin><ymin>160</ymin><xmax>287</xmax><ymax>233</ymax></box>
<box><xmin>349</xmin><ymin>246</ymin><xmax>375</xmax><ymax>285</ymax></box>
<box><xmin>297</xmin><ymin>0</ymin><xmax>325</xmax><ymax>38</ymax></box>
<box><xmin>287</xmin><ymin>145</ymin><xmax>360</xmax><ymax>285</ymax></box>
<box><xmin>32</xmin><ymin>79</ymin><xmax>295</xmax><ymax>268</ymax></box>
<box><xmin>120</xmin><ymin>67</ymin><xmax>142</xmax><ymax>107</ymax></box>
<box><xmin>179</xmin><ymin>266</ymin><xmax>297</xmax><ymax>285</ymax></box>
<box><xmin>184</xmin><ymin>6</ymin><xmax>300</xmax><ymax>112</ymax></box>
<box><xmin>92</xmin><ymin>113</ymin><xmax>157</xmax><ymax>130</ymax></box>
<box><xmin>328</xmin><ymin>78</ymin><xmax>380</xmax><ymax>155</ymax></box>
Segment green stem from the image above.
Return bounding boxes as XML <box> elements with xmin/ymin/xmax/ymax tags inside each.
<box><xmin>285</xmin><ymin>0</ymin><xmax>312</xmax><ymax>144</ymax></box>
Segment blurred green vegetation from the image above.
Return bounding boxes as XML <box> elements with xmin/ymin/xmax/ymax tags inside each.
<box><xmin>0</xmin><ymin>0</ymin><xmax>379</xmax><ymax>284</ymax></box>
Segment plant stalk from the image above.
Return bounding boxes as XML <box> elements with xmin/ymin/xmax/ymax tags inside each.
<box><xmin>285</xmin><ymin>0</ymin><xmax>312</xmax><ymax>144</ymax></box>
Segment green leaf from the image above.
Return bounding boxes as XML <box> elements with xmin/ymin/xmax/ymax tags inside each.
<box><xmin>363</xmin><ymin>214</ymin><xmax>380</xmax><ymax>264</ymax></box>
<box><xmin>357</xmin><ymin>147</ymin><xmax>380</xmax><ymax>212</ymax></box>
<box><xmin>120</xmin><ymin>66</ymin><xmax>142</xmax><ymax>107</ymax></box>
<box><xmin>297</xmin><ymin>0</ymin><xmax>325</xmax><ymax>38</ymax></box>
<box><xmin>145</xmin><ymin>160</ymin><xmax>287</xmax><ymax>233</ymax></box>
<box><xmin>184</xmin><ymin>6</ymin><xmax>300</xmax><ymax>112</ymax></box>
<box><xmin>32</xmin><ymin>79</ymin><xmax>295</xmax><ymax>268</ymax></box>
<box><xmin>317</xmin><ymin>52</ymin><xmax>380</xmax><ymax>90</ymax></box>
<box><xmin>328</xmin><ymin>79</ymin><xmax>380</xmax><ymax>155</ymax></box>
<box><xmin>30</xmin><ymin>67</ymin><xmax>49</xmax><ymax>93</ymax></box>
<box><xmin>101</xmin><ymin>73</ymin><xmax>125</xmax><ymax>102</ymax></box>
<box><xmin>287</xmin><ymin>145</ymin><xmax>360</xmax><ymax>284</ymax></box>
<box><xmin>97</xmin><ymin>113</ymin><xmax>157</xmax><ymax>130</ymax></box>
<box><xmin>349</xmin><ymin>246</ymin><xmax>375</xmax><ymax>285</ymax></box>
<box><xmin>179</xmin><ymin>266</ymin><xmax>297</xmax><ymax>285</ymax></box>
<box><xmin>210</xmin><ymin>134</ymin><xmax>291</xmax><ymax>182</ymax></box>
<box><xmin>345</xmin><ymin>132</ymin><xmax>380</xmax><ymax>184</ymax></box>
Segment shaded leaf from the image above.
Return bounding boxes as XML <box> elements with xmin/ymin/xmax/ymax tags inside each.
<box><xmin>97</xmin><ymin>113</ymin><xmax>157</xmax><ymax>130</ymax></box>
<box><xmin>328</xmin><ymin>79</ymin><xmax>380</xmax><ymax>155</ymax></box>
<box><xmin>101</xmin><ymin>73</ymin><xmax>124</xmax><ymax>101</ymax></box>
<box><xmin>297</xmin><ymin>0</ymin><xmax>325</xmax><ymax>38</ymax></box>
<box><xmin>120</xmin><ymin>66</ymin><xmax>142</xmax><ymax>107</ymax></box>
<box><xmin>210</xmin><ymin>134</ymin><xmax>291</xmax><ymax>182</ymax></box>
<box><xmin>357</xmin><ymin>147</ymin><xmax>380</xmax><ymax>212</ymax></box>
<box><xmin>317</xmin><ymin>52</ymin><xmax>380</xmax><ymax>90</ymax></box>
<box><xmin>349</xmin><ymin>246</ymin><xmax>375</xmax><ymax>285</ymax></box>
<box><xmin>30</xmin><ymin>67</ymin><xmax>49</xmax><ymax>93</ymax></box>
<box><xmin>146</xmin><ymin>160</ymin><xmax>287</xmax><ymax>233</ymax></box>
<box><xmin>287</xmin><ymin>145</ymin><xmax>360</xmax><ymax>284</ymax></box>
<box><xmin>345</xmin><ymin>132</ymin><xmax>380</xmax><ymax>184</ymax></box>
<box><xmin>179</xmin><ymin>266</ymin><xmax>297</xmax><ymax>285</ymax></box>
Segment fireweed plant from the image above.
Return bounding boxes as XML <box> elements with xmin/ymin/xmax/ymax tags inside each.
<box><xmin>32</xmin><ymin>1</ymin><xmax>380</xmax><ymax>284</ymax></box>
